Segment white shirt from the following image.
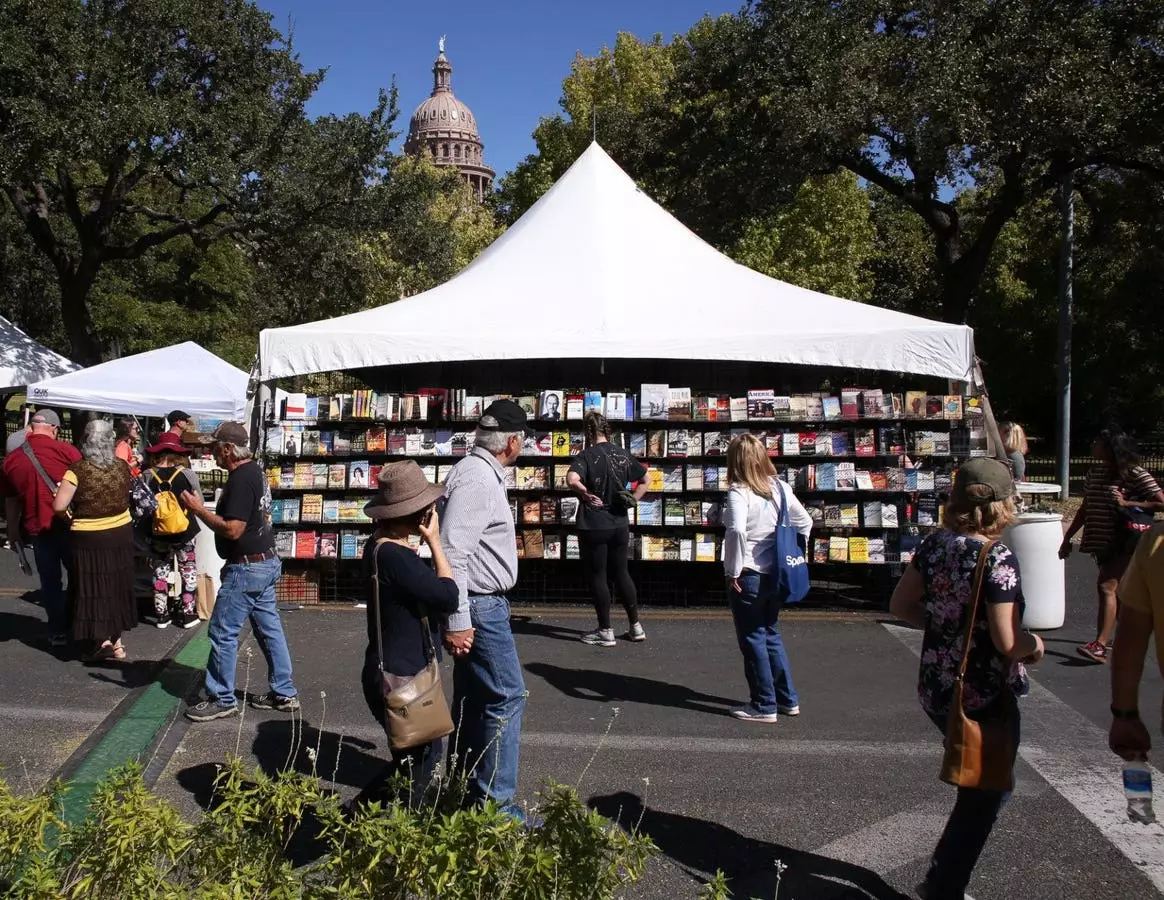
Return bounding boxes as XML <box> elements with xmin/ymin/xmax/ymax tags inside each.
<box><xmin>722</xmin><ymin>478</ymin><xmax>814</xmax><ymax>578</ymax></box>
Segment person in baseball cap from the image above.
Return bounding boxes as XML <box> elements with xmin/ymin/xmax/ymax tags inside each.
<box><xmin>166</xmin><ymin>410</ymin><xmax>192</xmax><ymax>438</ymax></box>
<box><xmin>30</xmin><ymin>409</ymin><xmax>61</xmax><ymax>428</ymax></box>
<box><xmin>210</xmin><ymin>421</ymin><xmax>250</xmax><ymax>450</ymax></box>
<box><xmin>477</xmin><ymin>398</ymin><xmax>536</xmax><ymax>436</ymax></box>
<box><xmin>949</xmin><ymin>457</ymin><xmax>1016</xmax><ymax>507</ymax></box>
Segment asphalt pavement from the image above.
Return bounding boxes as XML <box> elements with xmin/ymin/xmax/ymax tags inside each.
<box><xmin>0</xmin><ymin>548</ymin><xmax>1161</xmax><ymax>899</ymax></box>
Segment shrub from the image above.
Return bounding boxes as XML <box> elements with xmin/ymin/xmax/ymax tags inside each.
<box><xmin>0</xmin><ymin>760</ymin><xmax>655</xmax><ymax>899</ymax></box>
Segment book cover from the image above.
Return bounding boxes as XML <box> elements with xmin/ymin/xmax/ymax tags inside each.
<box><xmin>667</xmin><ymin>387</ymin><xmax>692</xmax><ymax>421</ymax></box>
<box><xmin>816</xmin><ymin>462</ymin><xmax>837</xmax><ymax>491</ymax></box>
<box><xmin>647</xmin><ymin>430</ymin><xmax>666</xmax><ymax>458</ymax></box>
<box><xmin>905</xmin><ymin>391</ymin><xmax>927</xmax><ymax>418</ymax></box>
<box><xmin>813</xmin><ymin>537</ymin><xmax>830</xmax><ymax>564</ymax></box>
<box><xmin>881</xmin><ymin>502</ymin><xmax>900</xmax><ymax>528</ymax></box>
<box><xmin>868</xmin><ymin>538</ymin><xmax>886</xmax><ymax>564</ymax></box>
<box><xmin>322</xmin><ymin>499</ymin><xmax>340</xmax><ymax>524</ymax></box>
<box><xmin>318</xmin><ymin>533</ymin><xmax>338</xmax><ymax>559</ymax></box>
<box><xmin>855</xmin><ymin>429</ymin><xmax>876</xmax><ymax>457</ymax></box>
<box><xmin>702</xmin><ymin>430</ymin><xmax>727</xmax><ymax>456</ymax></box>
<box><xmin>559</xmin><ymin>496</ymin><xmax>580</xmax><ymax>524</ymax></box>
<box><xmin>515</xmin><ymin>395</ymin><xmax>538</xmax><ymax>418</ymax></box>
<box><xmin>783</xmin><ymin>396</ymin><xmax>804</xmax><ymax>420</ymax></box>
<box><xmin>917</xmin><ymin>497</ymin><xmax>938</xmax><ymax>527</ymax></box>
<box><xmin>515</xmin><ymin>466</ymin><xmax>537</xmax><ymax>490</ymax></box>
<box><xmin>534</xmin><ymin>432</ymin><xmax>553</xmax><ymax>456</ymax></box>
<box><xmin>860</xmin><ymin>390</ymin><xmax>883</xmax><ymax>419</ymax></box>
<box><xmin>281</xmin><ymin>427</ymin><xmax>303</xmax><ymax>457</ymax></box>
<box><xmin>879</xmin><ymin>394</ymin><xmax>895</xmax><ymax>419</ymax></box>
<box><xmin>747</xmin><ymin>389</ymin><xmax>775</xmax><ymax>420</ymax></box>
<box><xmin>565</xmin><ymin>534</ymin><xmax>581</xmax><ymax>560</ymax></box>
<box><xmin>270</xmin><ymin>498</ymin><xmax>285</xmax><ymax>524</ymax></box>
<box><xmin>679</xmin><ymin>538</ymin><xmax>694</xmax><ymax>562</ymax></box>
<box><xmin>293</xmin><ymin>463</ymin><xmax>313</xmax><ymax>489</ymax></box>
<box><xmin>311</xmin><ymin>463</ymin><xmax>329</xmax><ymax>489</ymax></box>
<box><xmin>629</xmin><ymin>432</ymin><xmax>647</xmax><ymax>457</ymax></box>
<box><xmin>814</xmin><ymin>432</ymin><xmax>833</xmax><ymax>457</ymax></box>
<box><xmin>855</xmin><ymin>469</ymin><xmax>874</xmax><ymax>491</ymax></box>
<box><xmin>538</xmin><ymin>496</ymin><xmax>559</xmax><ymax>524</ymax></box>
<box><xmin>581</xmin><ymin>391</ymin><xmax>603</xmax><ymax>416</ymax></box>
<box><xmin>567</xmin><ymin>432</ymin><xmax>584</xmax><ymax>455</ymax></box>
<box><xmin>278</xmin><ymin>465</ymin><xmax>295</xmax><ymax>489</ymax></box>
<box><xmin>822</xmin><ymin>397</ymin><xmax>842</xmax><ymax>420</ymax></box>
<box><xmin>420</xmin><ymin>465</ymin><xmax>437</xmax><ymax>484</ymax></box>
<box><xmin>828</xmin><ymin>536</ymin><xmax>849</xmax><ymax>562</ymax></box>
<box><xmin>836</xmin><ymin>463</ymin><xmax>857</xmax><ymax>490</ymax></box>
<box><xmin>840</xmin><ymin>389</ymin><xmax>861</xmax><ymax>419</ymax></box>
<box><xmin>606</xmin><ymin>392</ymin><xmax>627</xmax><ymax>421</ymax></box>
<box><xmin>849</xmin><ymin>537</ymin><xmax>870</xmax><ymax>563</ymax></box>
<box><xmin>905</xmin><ymin>468</ymin><xmax>919</xmax><ymax>491</ymax></box>
<box><xmin>692</xmin><ymin>395</ymin><xmax>711</xmax><ymax>421</ymax></box>
<box><xmin>695</xmin><ymin>533</ymin><xmax>718</xmax><ymax>563</ymax></box>
<box><xmin>729</xmin><ymin>397</ymin><xmax>748</xmax><ymax>421</ymax></box>
<box><xmin>543</xmin><ymin>533</ymin><xmax>562</xmax><ymax>560</ymax></box>
<box><xmin>701</xmin><ymin>500</ymin><xmax>721</xmax><ymax>526</ymax></box>
<box><xmin>667</xmin><ymin>429</ymin><xmax>693</xmax><ymax>458</ymax></box>
<box><xmin>684</xmin><ymin>500</ymin><xmax>703</xmax><ymax>526</ymax></box>
<box><xmin>284</xmin><ymin>392</ymin><xmax>307</xmax><ymax>420</ymax></box>
<box><xmin>366</xmin><ymin>427</ymin><xmax>387</xmax><ymax>453</ymax></box>
<box><xmin>782</xmin><ymin>433</ymin><xmax>800</xmax><ymax>457</ymax></box>
<box><xmin>348</xmin><ymin>461</ymin><xmax>370</xmax><ymax>490</ymax></box>
<box><xmin>662</xmin><ymin>464</ymin><xmax>684</xmax><ymax>493</ymax></box>
<box><xmin>524</xmin><ymin>529</ymin><xmax>544</xmax><ymax>559</ymax></box>
<box><xmin>917</xmin><ymin>470</ymin><xmax>936</xmax><ymax>491</ymax></box>
<box><xmin>435</xmin><ymin>465</ymin><xmax>450</xmax><ymax>484</ymax></box>
<box><xmin>295</xmin><ymin>531</ymin><xmax>317</xmax><ymax>559</ymax></box>
<box><xmin>823</xmin><ymin>503</ymin><xmax>842</xmax><ymax>526</ymax></box>
<box><xmin>645</xmin><ymin>468</ymin><xmax>664</xmax><ymax>492</ymax></box>
<box><xmin>301</xmin><ymin>494</ymin><xmax>323</xmax><ymax>523</ymax></box>
<box><xmin>870</xmin><ymin>470</ymin><xmax>889</xmax><ymax>491</ymax></box>
<box><xmin>327</xmin><ymin>464</ymin><xmax>347</xmax><ymax>490</ymax></box>
<box><xmin>964</xmin><ymin>396</ymin><xmax>984</xmax><ymax>419</ymax></box>
<box><xmin>925</xmin><ymin>396</ymin><xmax>944</xmax><ymax>419</ymax></box>
<box><xmin>549</xmin><ymin>431</ymin><xmax>569</xmax><ymax>457</ymax></box>
<box><xmin>772</xmin><ymin>396</ymin><xmax>792</xmax><ymax>421</ymax></box>
<box><xmin>503</xmin><ymin>466</ymin><xmax>517</xmax><ymax>489</ymax></box>
<box><xmin>798</xmin><ymin>432</ymin><xmax>817</xmax><ymax>456</ymax></box>
<box><xmin>338</xmin><ymin>531</ymin><xmax>358</xmax><ymax>559</ymax></box>
<box><xmin>664</xmin><ymin>497</ymin><xmax>685</xmax><ymax>526</ymax></box>
<box><xmin>552</xmin><ymin>465</ymin><xmax>570</xmax><ymax>490</ymax></box>
<box><xmin>703</xmin><ymin>465</ymin><xmax>719</xmax><ymax>491</ymax></box>
<box><xmin>640</xmin><ymin>384</ymin><xmax>669</xmax><ymax>420</ymax></box>
<box><xmin>538</xmin><ymin>390</ymin><xmax>564</xmax><ymax>422</ymax></box>
<box><xmin>274</xmin><ymin>531</ymin><xmax>295</xmax><ymax>558</ymax></box>
<box><xmin>298</xmin><ymin>430</ymin><xmax>321</xmax><ymax>457</ymax></box>
<box><xmin>304</xmin><ymin>396</ymin><xmax>319</xmax><ymax>420</ymax></box>
<box><xmin>943</xmin><ymin>395</ymin><xmax>963</xmax><ymax>420</ymax></box>
<box><xmin>862</xmin><ymin>501</ymin><xmax>882</xmax><ymax>527</ymax></box>
<box><xmin>565</xmin><ymin>394</ymin><xmax>584</xmax><ymax>421</ymax></box>
<box><xmin>886</xmin><ymin>468</ymin><xmax>906</xmax><ymax>491</ymax></box>
<box><xmin>463</xmin><ymin>395</ymin><xmax>483</xmax><ymax>420</ymax></box>
<box><xmin>637</xmin><ymin>498</ymin><xmax>663</xmax><ymax>525</ymax></box>
<box><xmin>716</xmin><ymin>467</ymin><xmax>729</xmax><ymax>491</ymax></box>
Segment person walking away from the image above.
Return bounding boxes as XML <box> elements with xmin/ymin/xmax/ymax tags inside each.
<box><xmin>567</xmin><ymin>411</ymin><xmax>649</xmax><ymax>646</ymax></box>
<box><xmin>890</xmin><ymin>458</ymin><xmax>1045</xmax><ymax>900</ymax></box>
<box><xmin>722</xmin><ymin>434</ymin><xmax>813</xmax><ymax>723</ymax></box>
<box><xmin>165</xmin><ymin>410</ymin><xmax>192</xmax><ymax>439</ymax></box>
<box><xmin>442</xmin><ymin>399</ymin><xmax>529</xmax><ymax>818</ymax></box>
<box><xmin>353</xmin><ymin>461</ymin><xmax>458</xmax><ymax>809</ymax></box>
<box><xmin>999</xmin><ymin>422</ymin><xmax>1028</xmax><ymax>483</ymax></box>
<box><xmin>114</xmin><ymin>417</ymin><xmax>142</xmax><ymax>477</ymax></box>
<box><xmin>1</xmin><ymin>410</ymin><xmax>81</xmax><ymax>646</ymax></box>
<box><xmin>143</xmin><ymin>432</ymin><xmax>201</xmax><ymax>629</ymax></box>
<box><xmin>180</xmin><ymin>422</ymin><xmax>298</xmax><ymax>721</ymax></box>
<box><xmin>1060</xmin><ymin>429</ymin><xmax>1164</xmax><ymax>664</ymax></box>
<box><xmin>52</xmin><ymin>420</ymin><xmax>138</xmax><ymax>661</ymax></box>
<box><xmin>1109</xmin><ymin>520</ymin><xmax>1164</xmax><ymax>764</ymax></box>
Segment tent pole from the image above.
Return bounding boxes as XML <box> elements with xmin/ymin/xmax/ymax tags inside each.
<box><xmin>972</xmin><ymin>359</ymin><xmax>1005</xmax><ymax>462</ymax></box>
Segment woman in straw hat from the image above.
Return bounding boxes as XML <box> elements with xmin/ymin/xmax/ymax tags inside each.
<box><xmin>353</xmin><ymin>460</ymin><xmax>459</xmax><ymax>810</ymax></box>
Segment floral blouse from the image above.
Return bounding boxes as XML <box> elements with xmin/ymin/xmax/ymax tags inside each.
<box><xmin>912</xmin><ymin>530</ymin><xmax>1025</xmax><ymax>715</ymax></box>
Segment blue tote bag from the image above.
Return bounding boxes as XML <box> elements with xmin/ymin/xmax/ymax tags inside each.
<box><xmin>771</xmin><ymin>481</ymin><xmax>810</xmax><ymax>604</ymax></box>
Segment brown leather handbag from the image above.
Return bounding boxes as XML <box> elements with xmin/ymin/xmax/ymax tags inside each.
<box><xmin>371</xmin><ymin>540</ymin><xmax>454</xmax><ymax>751</ymax></box>
<box><xmin>940</xmin><ymin>539</ymin><xmax>1017</xmax><ymax>792</ymax></box>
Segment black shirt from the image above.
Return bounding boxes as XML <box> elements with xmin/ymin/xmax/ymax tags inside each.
<box><xmin>216</xmin><ymin>460</ymin><xmax>274</xmax><ymax>559</ymax></box>
<box><xmin>568</xmin><ymin>442</ymin><xmax>648</xmax><ymax>530</ymax></box>
<box><xmin>146</xmin><ymin>466</ymin><xmax>200</xmax><ymax>544</ymax></box>
<box><xmin>362</xmin><ymin>539</ymin><xmax>460</xmax><ymax>678</ymax></box>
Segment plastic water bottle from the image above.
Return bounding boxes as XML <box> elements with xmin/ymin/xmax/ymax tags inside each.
<box><xmin>1123</xmin><ymin>760</ymin><xmax>1157</xmax><ymax>824</ymax></box>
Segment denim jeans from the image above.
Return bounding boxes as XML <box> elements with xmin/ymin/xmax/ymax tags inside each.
<box><xmin>925</xmin><ymin>703</ymin><xmax>1021</xmax><ymax>898</ymax></box>
<box><xmin>205</xmin><ymin>557</ymin><xmax>296</xmax><ymax>707</ymax></box>
<box><xmin>32</xmin><ymin>526</ymin><xmax>72</xmax><ymax>635</ymax></box>
<box><xmin>729</xmin><ymin>571</ymin><xmax>798</xmax><ymax>714</ymax></box>
<box><xmin>449</xmin><ymin>594</ymin><xmax>526</xmax><ymax>806</ymax></box>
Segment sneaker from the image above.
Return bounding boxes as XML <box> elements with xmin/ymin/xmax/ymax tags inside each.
<box><xmin>174</xmin><ymin>612</ymin><xmax>201</xmax><ymax>630</ymax></box>
<box><xmin>627</xmin><ymin>622</ymin><xmax>647</xmax><ymax>642</ymax></box>
<box><xmin>47</xmin><ymin>633</ymin><xmax>68</xmax><ymax>648</ymax></box>
<box><xmin>778</xmin><ymin>705</ymin><xmax>801</xmax><ymax>717</ymax></box>
<box><xmin>185</xmin><ymin>701</ymin><xmax>239</xmax><ymax>722</ymax></box>
<box><xmin>249</xmin><ymin>691</ymin><xmax>301</xmax><ymax>712</ymax></box>
<box><xmin>155</xmin><ymin>615</ymin><xmax>172</xmax><ymax>629</ymax></box>
<box><xmin>730</xmin><ymin>706</ymin><xmax>779</xmax><ymax>723</ymax></box>
<box><xmin>1077</xmin><ymin>640</ymin><xmax>1109</xmax><ymax>664</ymax></box>
<box><xmin>581</xmin><ymin>628</ymin><xmax>616</xmax><ymax>648</ymax></box>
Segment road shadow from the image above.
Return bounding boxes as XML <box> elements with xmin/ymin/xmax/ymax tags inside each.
<box><xmin>590</xmin><ymin>791</ymin><xmax>911</xmax><ymax>900</ymax></box>
<box><xmin>250</xmin><ymin>718</ymin><xmax>383</xmax><ymax>790</ymax></box>
<box><xmin>1043</xmin><ymin>648</ymin><xmax>1097</xmax><ymax>668</ymax></box>
<box><xmin>525</xmin><ymin>662</ymin><xmax>739</xmax><ymax>714</ymax></box>
<box><xmin>88</xmin><ymin>658</ymin><xmax>206</xmax><ymax>697</ymax></box>
<box><xmin>0</xmin><ymin>609</ymin><xmax>74</xmax><ymax>661</ymax></box>
<box><xmin>510</xmin><ymin>614</ymin><xmax>588</xmax><ymax>642</ymax></box>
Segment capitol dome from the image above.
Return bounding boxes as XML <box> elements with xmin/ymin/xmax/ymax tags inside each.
<box><xmin>404</xmin><ymin>41</ymin><xmax>494</xmax><ymax>201</ymax></box>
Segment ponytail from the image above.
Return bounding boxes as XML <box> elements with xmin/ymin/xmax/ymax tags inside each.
<box><xmin>583</xmin><ymin>411</ymin><xmax>612</xmax><ymax>447</ymax></box>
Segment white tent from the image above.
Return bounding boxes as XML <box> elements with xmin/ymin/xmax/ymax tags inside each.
<box><xmin>27</xmin><ymin>341</ymin><xmax>248</xmax><ymax>420</ymax></box>
<box><xmin>0</xmin><ymin>315</ymin><xmax>78</xmax><ymax>390</ymax></box>
<box><xmin>260</xmin><ymin>142</ymin><xmax>974</xmax><ymax>382</ymax></box>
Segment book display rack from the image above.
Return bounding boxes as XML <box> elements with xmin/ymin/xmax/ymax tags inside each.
<box><xmin>264</xmin><ymin>370</ymin><xmax>987</xmax><ymax>607</ymax></box>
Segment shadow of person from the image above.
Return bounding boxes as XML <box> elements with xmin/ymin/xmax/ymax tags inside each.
<box><xmin>510</xmin><ymin>614</ymin><xmax>588</xmax><ymax>642</ymax></box>
<box><xmin>88</xmin><ymin>658</ymin><xmax>206</xmax><ymax>696</ymax></box>
<box><xmin>525</xmin><ymin>661</ymin><xmax>739</xmax><ymax>714</ymax></box>
<box><xmin>0</xmin><ymin>609</ymin><xmax>73</xmax><ymax>661</ymax></box>
<box><xmin>250</xmin><ymin>718</ymin><xmax>383</xmax><ymax>790</ymax></box>
<box><xmin>589</xmin><ymin>791</ymin><xmax>911</xmax><ymax>900</ymax></box>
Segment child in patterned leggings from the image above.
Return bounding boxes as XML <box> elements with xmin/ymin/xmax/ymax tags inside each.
<box><xmin>143</xmin><ymin>433</ymin><xmax>203</xmax><ymax>629</ymax></box>
<box><xmin>152</xmin><ymin>540</ymin><xmax>199</xmax><ymax>628</ymax></box>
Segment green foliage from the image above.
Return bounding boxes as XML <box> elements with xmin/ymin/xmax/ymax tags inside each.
<box><xmin>0</xmin><ymin>760</ymin><xmax>655</xmax><ymax>900</ymax></box>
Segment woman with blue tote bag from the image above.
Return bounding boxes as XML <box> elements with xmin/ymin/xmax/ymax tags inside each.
<box><xmin>723</xmin><ymin>434</ymin><xmax>814</xmax><ymax>723</ymax></box>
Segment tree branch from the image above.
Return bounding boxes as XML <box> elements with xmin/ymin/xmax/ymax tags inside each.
<box><xmin>3</xmin><ymin>184</ymin><xmax>69</xmax><ymax>277</ymax></box>
<box><xmin>103</xmin><ymin>203</ymin><xmax>233</xmax><ymax>260</ymax></box>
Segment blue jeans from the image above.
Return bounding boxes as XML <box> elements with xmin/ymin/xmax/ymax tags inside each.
<box><xmin>32</xmin><ymin>526</ymin><xmax>72</xmax><ymax>635</ymax></box>
<box><xmin>925</xmin><ymin>703</ymin><xmax>1020</xmax><ymax>898</ymax></box>
<box><xmin>205</xmin><ymin>557</ymin><xmax>296</xmax><ymax>707</ymax></box>
<box><xmin>729</xmin><ymin>571</ymin><xmax>798</xmax><ymax>714</ymax></box>
<box><xmin>449</xmin><ymin>594</ymin><xmax>526</xmax><ymax>806</ymax></box>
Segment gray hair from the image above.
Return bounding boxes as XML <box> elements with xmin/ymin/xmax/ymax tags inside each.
<box><xmin>81</xmin><ymin>419</ymin><xmax>116</xmax><ymax>466</ymax></box>
<box><xmin>224</xmin><ymin>442</ymin><xmax>253</xmax><ymax>462</ymax></box>
<box><xmin>473</xmin><ymin>428</ymin><xmax>521</xmax><ymax>455</ymax></box>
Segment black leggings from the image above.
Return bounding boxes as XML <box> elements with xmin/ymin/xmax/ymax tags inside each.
<box><xmin>580</xmin><ymin>526</ymin><xmax>639</xmax><ymax>630</ymax></box>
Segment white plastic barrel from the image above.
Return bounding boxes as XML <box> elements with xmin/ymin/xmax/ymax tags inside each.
<box><xmin>1003</xmin><ymin>511</ymin><xmax>1065</xmax><ymax>630</ymax></box>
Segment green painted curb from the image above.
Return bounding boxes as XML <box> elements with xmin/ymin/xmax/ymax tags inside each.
<box><xmin>60</xmin><ymin>631</ymin><xmax>210</xmax><ymax>828</ymax></box>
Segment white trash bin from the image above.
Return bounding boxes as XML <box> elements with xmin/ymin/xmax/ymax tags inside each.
<box><xmin>1003</xmin><ymin>511</ymin><xmax>1065</xmax><ymax>630</ymax></box>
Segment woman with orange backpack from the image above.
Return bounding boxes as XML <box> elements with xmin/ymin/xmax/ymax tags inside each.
<box><xmin>143</xmin><ymin>432</ymin><xmax>202</xmax><ymax>629</ymax></box>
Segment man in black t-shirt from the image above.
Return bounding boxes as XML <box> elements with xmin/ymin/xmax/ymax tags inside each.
<box><xmin>180</xmin><ymin>422</ymin><xmax>299</xmax><ymax>721</ymax></box>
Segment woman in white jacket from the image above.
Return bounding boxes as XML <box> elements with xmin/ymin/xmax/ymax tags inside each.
<box><xmin>723</xmin><ymin>434</ymin><xmax>814</xmax><ymax>723</ymax></box>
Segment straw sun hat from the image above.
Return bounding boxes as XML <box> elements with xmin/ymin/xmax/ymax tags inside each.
<box><xmin>363</xmin><ymin>460</ymin><xmax>445</xmax><ymax>521</ymax></box>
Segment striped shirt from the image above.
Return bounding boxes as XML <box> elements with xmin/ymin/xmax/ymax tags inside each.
<box><xmin>1081</xmin><ymin>466</ymin><xmax>1162</xmax><ymax>554</ymax></box>
<box><xmin>442</xmin><ymin>446</ymin><xmax>519</xmax><ymax>632</ymax></box>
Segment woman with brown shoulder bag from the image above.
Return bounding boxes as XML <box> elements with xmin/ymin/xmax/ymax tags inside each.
<box><xmin>890</xmin><ymin>458</ymin><xmax>1045</xmax><ymax>900</ymax></box>
<box><xmin>353</xmin><ymin>461</ymin><xmax>458</xmax><ymax>811</ymax></box>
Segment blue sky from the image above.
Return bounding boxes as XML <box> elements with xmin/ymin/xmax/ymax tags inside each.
<box><xmin>256</xmin><ymin>0</ymin><xmax>739</xmax><ymax>180</ymax></box>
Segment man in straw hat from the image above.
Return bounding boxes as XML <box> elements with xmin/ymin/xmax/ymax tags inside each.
<box><xmin>441</xmin><ymin>399</ymin><xmax>532</xmax><ymax>819</ymax></box>
<box><xmin>180</xmin><ymin>422</ymin><xmax>299</xmax><ymax>721</ymax></box>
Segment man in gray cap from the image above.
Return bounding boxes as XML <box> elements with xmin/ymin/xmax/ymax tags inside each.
<box><xmin>180</xmin><ymin>422</ymin><xmax>299</xmax><ymax>721</ymax></box>
<box><xmin>1</xmin><ymin>410</ymin><xmax>81</xmax><ymax>645</ymax></box>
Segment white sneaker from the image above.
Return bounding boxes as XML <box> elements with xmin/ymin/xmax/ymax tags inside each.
<box><xmin>731</xmin><ymin>706</ymin><xmax>779</xmax><ymax>723</ymax></box>
<box><xmin>627</xmin><ymin>622</ymin><xmax>647</xmax><ymax>642</ymax></box>
<box><xmin>778</xmin><ymin>705</ymin><xmax>800</xmax><ymax>717</ymax></box>
<box><xmin>581</xmin><ymin>628</ymin><xmax>616</xmax><ymax>647</ymax></box>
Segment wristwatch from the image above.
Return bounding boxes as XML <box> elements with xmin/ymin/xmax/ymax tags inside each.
<box><xmin>1111</xmin><ymin>706</ymin><xmax>1141</xmax><ymax>720</ymax></box>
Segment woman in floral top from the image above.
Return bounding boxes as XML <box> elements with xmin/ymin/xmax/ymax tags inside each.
<box><xmin>891</xmin><ymin>458</ymin><xmax>1045</xmax><ymax>900</ymax></box>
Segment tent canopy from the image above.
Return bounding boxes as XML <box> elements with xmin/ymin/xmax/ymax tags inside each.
<box><xmin>0</xmin><ymin>316</ymin><xmax>78</xmax><ymax>390</ymax></box>
<box><xmin>260</xmin><ymin>142</ymin><xmax>974</xmax><ymax>382</ymax></box>
<box><xmin>27</xmin><ymin>342</ymin><xmax>248</xmax><ymax>420</ymax></box>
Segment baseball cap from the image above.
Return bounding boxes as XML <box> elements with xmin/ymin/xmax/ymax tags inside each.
<box><xmin>30</xmin><ymin>409</ymin><xmax>61</xmax><ymax>428</ymax></box>
<box><xmin>478</xmin><ymin>399</ymin><xmax>535</xmax><ymax>435</ymax></box>
<box><xmin>952</xmin><ymin>458</ymin><xmax>1015</xmax><ymax>505</ymax></box>
<box><xmin>167</xmin><ymin>409</ymin><xmax>192</xmax><ymax>424</ymax></box>
<box><xmin>211</xmin><ymin>421</ymin><xmax>250</xmax><ymax>449</ymax></box>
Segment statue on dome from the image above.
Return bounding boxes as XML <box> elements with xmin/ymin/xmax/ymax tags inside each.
<box><xmin>439</xmin><ymin>35</ymin><xmax>446</xmax><ymax>54</ymax></box>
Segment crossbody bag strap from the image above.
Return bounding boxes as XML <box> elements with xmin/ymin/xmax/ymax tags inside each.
<box><xmin>769</xmin><ymin>479</ymin><xmax>790</xmax><ymax>527</ymax></box>
<box><xmin>956</xmin><ymin>539</ymin><xmax>997</xmax><ymax>682</ymax></box>
<box><xmin>22</xmin><ymin>442</ymin><xmax>59</xmax><ymax>496</ymax></box>
<box><xmin>371</xmin><ymin>537</ymin><xmax>391</xmax><ymax>673</ymax></box>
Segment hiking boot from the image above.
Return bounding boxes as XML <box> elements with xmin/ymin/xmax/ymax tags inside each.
<box><xmin>249</xmin><ymin>692</ymin><xmax>301</xmax><ymax>712</ymax></box>
<box><xmin>581</xmin><ymin>628</ymin><xmax>616</xmax><ymax>647</ymax></box>
<box><xmin>185</xmin><ymin>701</ymin><xmax>239</xmax><ymax>722</ymax></box>
<box><xmin>627</xmin><ymin>622</ymin><xmax>647</xmax><ymax>642</ymax></box>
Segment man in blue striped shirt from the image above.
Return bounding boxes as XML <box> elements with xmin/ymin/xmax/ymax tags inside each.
<box><xmin>443</xmin><ymin>399</ymin><xmax>531</xmax><ymax>816</ymax></box>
